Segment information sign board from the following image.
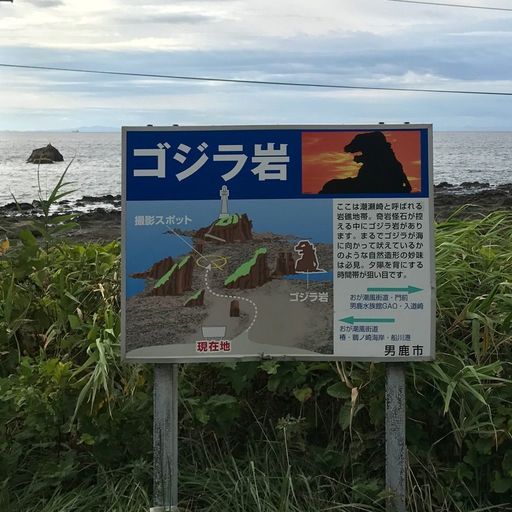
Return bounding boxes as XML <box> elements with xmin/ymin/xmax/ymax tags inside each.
<box><xmin>122</xmin><ymin>124</ymin><xmax>434</xmax><ymax>362</ymax></box>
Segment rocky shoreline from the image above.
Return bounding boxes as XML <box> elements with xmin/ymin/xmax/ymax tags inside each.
<box><xmin>0</xmin><ymin>183</ymin><xmax>511</xmax><ymax>243</ymax></box>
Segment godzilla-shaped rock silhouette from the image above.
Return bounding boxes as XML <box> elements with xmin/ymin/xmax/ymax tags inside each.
<box><xmin>27</xmin><ymin>143</ymin><xmax>64</xmax><ymax>164</ymax></box>
<box><xmin>294</xmin><ymin>240</ymin><xmax>322</xmax><ymax>272</ymax></box>
<box><xmin>195</xmin><ymin>213</ymin><xmax>253</xmax><ymax>243</ymax></box>
<box><xmin>224</xmin><ymin>248</ymin><xmax>270</xmax><ymax>289</ymax></box>
<box><xmin>319</xmin><ymin>131</ymin><xmax>411</xmax><ymax>194</ymax></box>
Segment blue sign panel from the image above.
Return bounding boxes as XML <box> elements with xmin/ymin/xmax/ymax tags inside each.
<box><xmin>125</xmin><ymin>126</ymin><xmax>430</xmax><ymax>201</ymax></box>
<box><xmin>122</xmin><ymin>125</ymin><xmax>434</xmax><ymax>363</ymax></box>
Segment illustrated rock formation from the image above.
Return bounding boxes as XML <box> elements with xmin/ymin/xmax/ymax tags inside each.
<box><xmin>131</xmin><ymin>256</ymin><xmax>174</xmax><ymax>280</ymax></box>
<box><xmin>151</xmin><ymin>255</ymin><xmax>194</xmax><ymax>296</ymax></box>
<box><xmin>229</xmin><ymin>300</ymin><xmax>240</xmax><ymax>317</ymax></box>
<box><xmin>272</xmin><ymin>251</ymin><xmax>296</xmax><ymax>277</ymax></box>
<box><xmin>195</xmin><ymin>213</ymin><xmax>253</xmax><ymax>244</ymax></box>
<box><xmin>27</xmin><ymin>143</ymin><xmax>64</xmax><ymax>164</ymax></box>
<box><xmin>193</xmin><ymin>239</ymin><xmax>204</xmax><ymax>254</ymax></box>
<box><xmin>294</xmin><ymin>240</ymin><xmax>321</xmax><ymax>272</ymax></box>
<box><xmin>185</xmin><ymin>289</ymin><xmax>205</xmax><ymax>307</ymax></box>
<box><xmin>224</xmin><ymin>248</ymin><xmax>270</xmax><ymax>289</ymax></box>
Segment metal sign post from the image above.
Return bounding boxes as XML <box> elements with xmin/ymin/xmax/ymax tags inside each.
<box><xmin>152</xmin><ymin>364</ymin><xmax>179</xmax><ymax>512</ymax></box>
<box><xmin>385</xmin><ymin>363</ymin><xmax>407</xmax><ymax>512</ymax></box>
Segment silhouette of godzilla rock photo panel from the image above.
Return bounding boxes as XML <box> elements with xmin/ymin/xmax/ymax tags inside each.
<box><xmin>319</xmin><ymin>131</ymin><xmax>412</xmax><ymax>194</ymax></box>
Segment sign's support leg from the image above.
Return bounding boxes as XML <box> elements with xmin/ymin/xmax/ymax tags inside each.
<box><xmin>152</xmin><ymin>364</ymin><xmax>179</xmax><ymax>512</ymax></box>
<box><xmin>385</xmin><ymin>364</ymin><xmax>407</xmax><ymax>512</ymax></box>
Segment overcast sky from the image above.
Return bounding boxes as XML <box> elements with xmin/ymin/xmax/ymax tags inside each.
<box><xmin>1</xmin><ymin>0</ymin><xmax>511</xmax><ymax>131</ymax></box>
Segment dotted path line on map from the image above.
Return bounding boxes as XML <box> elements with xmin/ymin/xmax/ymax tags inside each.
<box><xmin>204</xmin><ymin>266</ymin><xmax>258</xmax><ymax>333</ymax></box>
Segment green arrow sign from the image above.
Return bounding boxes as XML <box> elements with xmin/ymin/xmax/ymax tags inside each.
<box><xmin>367</xmin><ymin>286</ymin><xmax>423</xmax><ymax>294</ymax></box>
<box><xmin>339</xmin><ymin>316</ymin><xmax>396</xmax><ymax>325</ymax></box>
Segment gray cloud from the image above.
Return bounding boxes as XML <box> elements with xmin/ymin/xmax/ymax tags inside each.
<box><xmin>24</xmin><ymin>0</ymin><xmax>63</xmax><ymax>7</ymax></box>
<box><xmin>115</xmin><ymin>12</ymin><xmax>216</xmax><ymax>25</ymax></box>
<box><xmin>2</xmin><ymin>5</ymin><xmax>512</xmax><ymax>131</ymax></box>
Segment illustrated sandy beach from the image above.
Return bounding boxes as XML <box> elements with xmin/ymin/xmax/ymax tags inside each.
<box><xmin>125</xmin><ymin>226</ymin><xmax>333</xmax><ymax>357</ymax></box>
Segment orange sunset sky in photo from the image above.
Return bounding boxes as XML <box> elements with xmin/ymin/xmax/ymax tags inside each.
<box><xmin>301</xmin><ymin>130</ymin><xmax>422</xmax><ymax>194</ymax></box>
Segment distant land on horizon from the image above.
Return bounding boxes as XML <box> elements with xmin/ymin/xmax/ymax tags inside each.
<box><xmin>1</xmin><ymin>127</ymin><xmax>512</xmax><ymax>133</ymax></box>
<box><xmin>0</xmin><ymin>126</ymin><xmax>119</xmax><ymax>133</ymax></box>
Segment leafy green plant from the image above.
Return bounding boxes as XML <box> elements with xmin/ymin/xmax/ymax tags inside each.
<box><xmin>1</xmin><ymin>210</ymin><xmax>511</xmax><ymax>510</ymax></box>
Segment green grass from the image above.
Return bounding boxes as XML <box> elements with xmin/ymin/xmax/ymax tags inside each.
<box><xmin>1</xmin><ymin>209</ymin><xmax>512</xmax><ymax>511</ymax></box>
<box><xmin>178</xmin><ymin>255</ymin><xmax>191</xmax><ymax>268</ymax></box>
<box><xmin>184</xmin><ymin>288</ymin><xmax>204</xmax><ymax>305</ymax></box>
<box><xmin>154</xmin><ymin>262</ymin><xmax>178</xmax><ymax>288</ymax></box>
<box><xmin>216</xmin><ymin>214</ymin><xmax>239</xmax><ymax>227</ymax></box>
<box><xmin>154</xmin><ymin>256</ymin><xmax>190</xmax><ymax>289</ymax></box>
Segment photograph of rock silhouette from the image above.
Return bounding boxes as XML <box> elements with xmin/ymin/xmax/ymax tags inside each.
<box><xmin>301</xmin><ymin>130</ymin><xmax>422</xmax><ymax>195</ymax></box>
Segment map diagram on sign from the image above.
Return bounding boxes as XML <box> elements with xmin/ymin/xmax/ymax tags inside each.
<box><xmin>125</xmin><ymin>187</ymin><xmax>333</xmax><ymax>358</ymax></box>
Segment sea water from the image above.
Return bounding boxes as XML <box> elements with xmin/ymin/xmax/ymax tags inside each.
<box><xmin>1</xmin><ymin>130</ymin><xmax>511</xmax><ymax>206</ymax></box>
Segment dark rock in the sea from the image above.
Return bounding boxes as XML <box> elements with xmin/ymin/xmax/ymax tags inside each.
<box><xmin>460</xmin><ymin>181</ymin><xmax>489</xmax><ymax>189</ymax></box>
<box><xmin>435</xmin><ymin>181</ymin><xmax>454</xmax><ymax>189</ymax></box>
<box><xmin>32</xmin><ymin>200</ymin><xmax>42</xmax><ymax>208</ymax></box>
<box><xmin>27</xmin><ymin>143</ymin><xmax>64</xmax><ymax>164</ymax></box>
<box><xmin>0</xmin><ymin>202</ymin><xmax>16</xmax><ymax>211</ymax></box>
<box><xmin>80</xmin><ymin>194</ymin><xmax>122</xmax><ymax>204</ymax></box>
<box><xmin>272</xmin><ymin>251</ymin><xmax>296</xmax><ymax>277</ymax></box>
<box><xmin>0</xmin><ymin>201</ymin><xmax>33</xmax><ymax>212</ymax></box>
<box><xmin>0</xmin><ymin>202</ymin><xmax>29</xmax><ymax>211</ymax></box>
<box><xmin>230</xmin><ymin>300</ymin><xmax>240</xmax><ymax>317</ymax></box>
<box><xmin>185</xmin><ymin>289</ymin><xmax>205</xmax><ymax>307</ymax></box>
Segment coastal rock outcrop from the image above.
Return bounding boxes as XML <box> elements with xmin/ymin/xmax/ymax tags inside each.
<box><xmin>224</xmin><ymin>248</ymin><xmax>270</xmax><ymax>289</ymax></box>
<box><xmin>151</xmin><ymin>255</ymin><xmax>194</xmax><ymax>296</ymax></box>
<box><xmin>230</xmin><ymin>300</ymin><xmax>240</xmax><ymax>317</ymax></box>
<box><xmin>185</xmin><ymin>289</ymin><xmax>205</xmax><ymax>307</ymax></box>
<box><xmin>27</xmin><ymin>144</ymin><xmax>64</xmax><ymax>164</ymax></box>
<box><xmin>131</xmin><ymin>256</ymin><xmax>175</xmax><ymax>280</ymax></box>
<box><xmin>272</xmin><ymin>251</ymin><xmax>296</xmax><ymax>277</ymax></box>
<box><xmin>195</xmin><ymin>213</ymin><xmax>253</xmax><ymax>243</ymax></box>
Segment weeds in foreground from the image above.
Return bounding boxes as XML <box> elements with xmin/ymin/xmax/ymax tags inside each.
<box><xmin>0</xmin><ymin>202</ymin><xmax>511</xmax><ymax>510</ymax></box>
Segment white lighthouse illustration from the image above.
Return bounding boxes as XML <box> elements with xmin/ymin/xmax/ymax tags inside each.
<box><xmin>219</xmin><ymin>185</ymin><xmax>230</xmax><ymax>219</ymax></box>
